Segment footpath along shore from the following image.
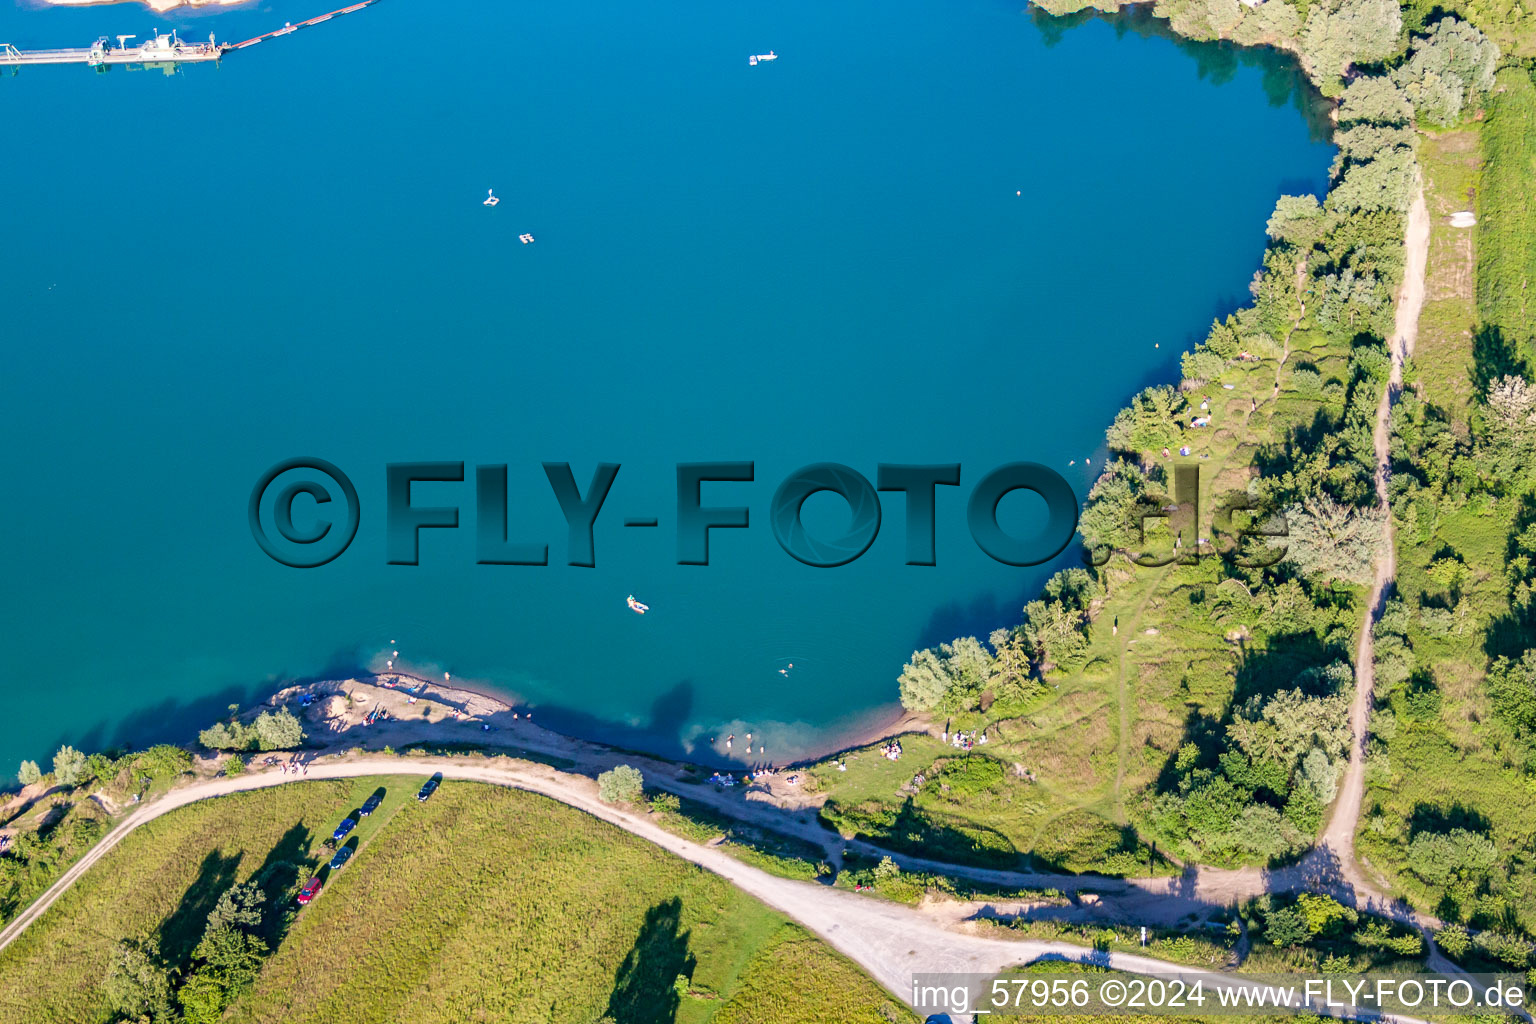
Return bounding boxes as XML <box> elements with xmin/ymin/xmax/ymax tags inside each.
<box><xmin>0</xmin><ymin>754</ymin><xmax>1445</xmax><ymax>1024</ymax></box>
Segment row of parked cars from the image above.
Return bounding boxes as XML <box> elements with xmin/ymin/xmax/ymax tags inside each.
<box><xmin>296</xmin><ymin>774</ymin><xmax>443</xmax><ymax>906</ymax></box>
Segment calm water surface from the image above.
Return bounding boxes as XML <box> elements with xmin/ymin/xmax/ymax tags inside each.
<box><xmin>0</xmin><ymin>0</ymin><xmax>1332</xmax><ymax>769</ymax></box>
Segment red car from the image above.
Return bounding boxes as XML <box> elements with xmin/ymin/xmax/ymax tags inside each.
<box><xmin>296</xmin><ymin>876</ymin><xmax>323</xmax><ymax>905</ymax></box>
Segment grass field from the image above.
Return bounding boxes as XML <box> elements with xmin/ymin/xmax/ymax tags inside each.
<box><xmin>1356</xmin><ymin>104</ymin><xmax>1536</xmax><ymax>940</ymax></box>
<box><xmin>0</xmin><ymin>779</ymin><xmax>911</xmax><ymax>1024</ymax></box>
<box><xmin>0</xmin><ymin>796</ymin><xmax>111</xmax><ymax>927</ymax></box>
<box><xmin>1476</xmin><ymin>68</ymin><xmax>1536</xmax><ymax>362</ymax></box>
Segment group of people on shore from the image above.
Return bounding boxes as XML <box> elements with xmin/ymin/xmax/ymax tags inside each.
<box><xmin>941</xmin><ymin>729</ymin><xmax>986</xmax><ymax>751</ymax></box>
<box><xmin>265</xmin><ymin>756</ymin><xmax>309</xmax><ymax>776</ymax></box>
<box><xmin>880</xmin><ymin>740</ymin><xmax>903</xmax><ymax>761</ymax></box>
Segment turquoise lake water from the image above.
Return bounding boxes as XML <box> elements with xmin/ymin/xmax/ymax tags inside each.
<box><xmin>0</xmin><ymin>0</ymin><xmax>1333</xmax><ymax>771</ymax></box>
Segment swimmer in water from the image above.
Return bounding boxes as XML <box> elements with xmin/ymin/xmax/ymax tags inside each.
<box><xmin>726</xmin><ymin>734</ymin><xmax>734</xmax><ymax>749</ymax></box>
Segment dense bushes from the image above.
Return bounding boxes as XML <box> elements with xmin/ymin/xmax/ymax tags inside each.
<box><xmin>897</xmin><ymin>570</ymin><xmax>1099</xmax><ymax>712</ymax></box>
<box><xmin>597</xmin><ymin>764</ymin><xmax>644</xmax><ymax>804</ymax></box>
<box><xmin>198</xmin><ymin>709</ymin><xmax>304</xmax><ymax>753</ymax></box>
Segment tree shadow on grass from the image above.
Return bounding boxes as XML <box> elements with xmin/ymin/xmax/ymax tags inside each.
<box><xmin>1470</xmin><ymin>323</ymin><xmax>1532</xmax><ymax>398</ymax></box>
<box><xmin>156</xmin><ymin>849</ymin><xmax>241</xmax><ymax>968</ymax></box>
<box><xmin>604</xmin><ymin>897</ymin><xmax>696</xmax><ymax>1024</ymax></box>
<box><xmin>1484</xmin><ymin>491</ymin><xmax>1536</xmax><ymax>660</ymax></box>
<box><xmin>250</xmin><ymin>822</ymin><xmax>314</xmax><ymax>948</ymax></box>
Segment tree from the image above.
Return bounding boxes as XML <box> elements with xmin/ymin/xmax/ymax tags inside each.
<box><xmin>16</xmin><ymin>760</ymin><xmax>41</xmax><ymax>786</ymax></box>
<box><xmin>205</xmin><ymin>880</ymin><xmax>265</xmax><ymax>934</ymax></box>
<box><xmin>1334</xmin><ymin>124</ymin><xmax>1415</xmax><ymax>165</ymax></box>
<box><xmin>1394</xmin><ymin>18</ymin><xmax>1498</xmax><ymax>126</ymax></box>
<box><xmin>597</xmin><ymin>764</ymin><xmax>644</xmax><ymax>804</ymax></box>
<box><xmin>1472</xmin><ymin>929</ymin><xmax>1536</xmax><ymax>968</ymax></box>
<box><xmin>1284</xmin><ymin>785</ymin><xmax>1325</xmax><ymax>835</ymax></box>
<box><xmin>1266</xmin><ymin>194</ymin><xmax>1326</xmax><ymax>248</ymax></box>
<box><xmin>1482</xmin><ymin>375</ymin><xmax>1536</xmax><ymax>479</ymax></box>
<box><xmin>1106</xmin><ymin>385</ymin><xmax>1186</xmax><ymax>454</ymax></box>
<box><xmin>872</xmin><ymin>856</ymin><xmax>901</xmax><ymax>883</ymax></box>
<box><xmin>1079</xmin><ymin>459</ymin><xmax>1162</xmax><ymax>553</ymax></box>
<box><xmin>1297</xmin><ymin>893</ymin><xmax>1355</xmax><ymax>935</ymax></box>
<box><xmin>134</xmin><ymin>744</ymin><xmax>193</xmax><ymax>782</ymax></box>
<box><xmin>897</xmin><ymin>637</ymin><xmax>992</xmax><ymax>713</ymax></box>
<box><xmin>1325</xmin><ymin>147</ymin><xmax>1416</xmax><ymax>213</ymax></box>
<box><xmin>987</xmin><ymin>628</ymin><xmax>1041</xmax><ymax>706</ymax></box>
<box><xmin>1435</xmin><ymin>924</ymin><xmax>1471</xmax><ymax>959</ymax></box>
<box><xmin>180</xmin><ymin>916</ymin><xmax>268</xmax><ymax>1024</ymax></box>
<box><xmin>52</xmin><ymin>745</ymin><xmax>88</xmax><ymax>788</ymax></box>
<box><xmin>1277</xmin><ymin>494</ymin><xmax>1386</xmax><ymax>586</ymax></box>
<box><xmin>1300</xmin><ymin>0</ymin><xmax>1402</xmax><ymax>85</ymax></box>
<box><xmin>251</xmin><ymin>709</ymin><xmax>304</xmax><ymax>751</ymax></box>
<box><xmin>86</xmin><ymin>752</ymin><xmax>119</xmax><ymax>786</ymax></box>
<box><xmin>1019</xmin><ymin>600</ymin><xmax>1090</xmax><ymax>670</ymax></box>
<box><xmin>1265</xmin><ymin>903</ymin><xmax>1311</xmax><ymax>947</ymax></box>
<box><xmin>1338</xmin><ymin>76</ymin><xmax>1413</xmax><ymax>125</ymax></box>
<box><xmin>198</xmin><ymin>720</ymin><xmax>252</xmax><ymax>752</ymax></box>
<box><xmin>104</xmin><ymin>938</ymin><xmax>175</xmax><ymax>1023</ymax></box>
<box><xmin>1227</xmin><ymin>687</ymin><xmax>1351</xmax><ymax>770</ymax></box>
<box><xmin>1406</xmin><ymin>828</ymin><xmax>1498</xmax><ymax>885</ymax></box>
<box><xmin>1487</xmin><ymin>649</ymin><xmax>1536</xmax><ymax>735</ymax></box>
<box><xmin>1299</xmin><ymin>747</ymin><xmax>1341</xmax><ymax>804</ymax></box>
<box><xmin>1227</xmin><ymin>804</ymin><xmax>1303</xmax><ymax>858</ymax></box>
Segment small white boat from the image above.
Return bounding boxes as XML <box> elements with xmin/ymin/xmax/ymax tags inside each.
<box><xmin>627</xmin><ymin>595</ymin><xmax>649</xmax><ymax>614</ymax></box>
<box><xmin>748</xmin><ymin>51</ymin><xmax>777</xmax><ymax>65</ymax></box>
<box><xmin>518</xmin><ymin>233</ymin><xmax>535</xmax><ymax>244</ymax></box>
<box><xmin>483</xmin><ymin>189</ymin><xmax>500</xmax><ymax>207</ymax></box>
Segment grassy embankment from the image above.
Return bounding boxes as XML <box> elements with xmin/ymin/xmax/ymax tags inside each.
<box><xmin>804</xmin><ymin>318</ymin><xmax>1376</xmax><ymax>874</ymax></box>
<box><xmin>0</xmin><ymin>778</ymin><xmax>911</xmax><ymax>1024</ymax></box>
<box><xmin>1359</xmin><ymin>67</ymin><xmax>1536</xmax><ymax>946</ymax></box>
<box><xmin>0</xmin><ymin>748</ymin><xmax>189</xmax><ymax>928</ymax></box>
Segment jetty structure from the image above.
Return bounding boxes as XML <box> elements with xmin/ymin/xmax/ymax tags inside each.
<box><xmin>1</xmin><ymin>0</ymin><xmax>378</xmax><ymax>71</ymax></box>
<box><xmin>1</xmin><ymin>30</ymin><xmax>221</xmax><ymax>68</ymax></box>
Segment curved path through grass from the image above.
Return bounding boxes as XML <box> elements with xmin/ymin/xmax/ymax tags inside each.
<box><xmin>0</xmin><ymin>753</ymin><xmax>1440</xmax><ymax>1023</ymax></box>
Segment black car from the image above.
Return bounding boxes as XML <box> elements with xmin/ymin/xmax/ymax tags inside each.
<box><xmin>329</xmin><ymin>845</ymin><xmax>353</xmax><ymax>871</ymax></box>
<box><xmin>359</xmin><ymin>791</ymin><xmax>384</xmax><ymax>816</ymax></box>
<box><xmin>417</xmin><ymin>773</ymin><xmax>442</xmax><ymax>802</ymax></box>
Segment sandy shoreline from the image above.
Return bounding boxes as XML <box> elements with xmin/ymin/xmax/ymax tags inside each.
<box><xmin>35</xmin><ymin>0</ymin><xmax>249</xmax><ymax>12</ymax></box>
<box><xmin>265</xmin><ymin>671</ymin><xmax>928</xmax><ymax>775</ymax></box>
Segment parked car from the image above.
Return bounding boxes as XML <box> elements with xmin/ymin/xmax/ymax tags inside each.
<box><xmin>329</xmin><ymin>846</ymin><xmax>354</xmax><ymax>871</ymax></box>
<box><xmin>359</xmin><ymin>790</ymin><xmax>384</xmax><ymax>816</ymax></box>
<box><xmin>332</xmin><ymin>817</ymin><xmax>357</xmax><ymax>841</ymax></box>
<box><xmin>417</xmin><ymin>773</ymin><xmax>442</xmax><ymax>802</ymax></box>
<box><xmin>296</xmin><ymin>876</ymin><xmax>322</xmax><ymax>905</ymax></box>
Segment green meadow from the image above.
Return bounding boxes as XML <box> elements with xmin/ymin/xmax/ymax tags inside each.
<box><xmin>0</xmin><ymin>780</ymin><xmax>909</xmax><ymax>1024</ymax></box>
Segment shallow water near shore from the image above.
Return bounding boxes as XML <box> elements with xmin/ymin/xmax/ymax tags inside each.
<box><xmin>0</xmin><ymin>0</ymin><xmax>1332</xmax><ymax>768</ymax></box>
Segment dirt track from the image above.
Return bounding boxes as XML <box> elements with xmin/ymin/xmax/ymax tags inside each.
<box><xmin>0</xmin><ymin>756</ymin><xmax>1435</xmax><ymax>1022</ymax></box>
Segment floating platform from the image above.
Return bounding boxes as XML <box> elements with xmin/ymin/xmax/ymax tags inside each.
<box><xmin>1</xmin><ymin>0</ymin><xmax>380</xmax><ymax>69</ymax></box>
<box><xmin>1</xmin><ymin>31</ymin><xmax>221</xmax><ymax>67</ymax></box>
